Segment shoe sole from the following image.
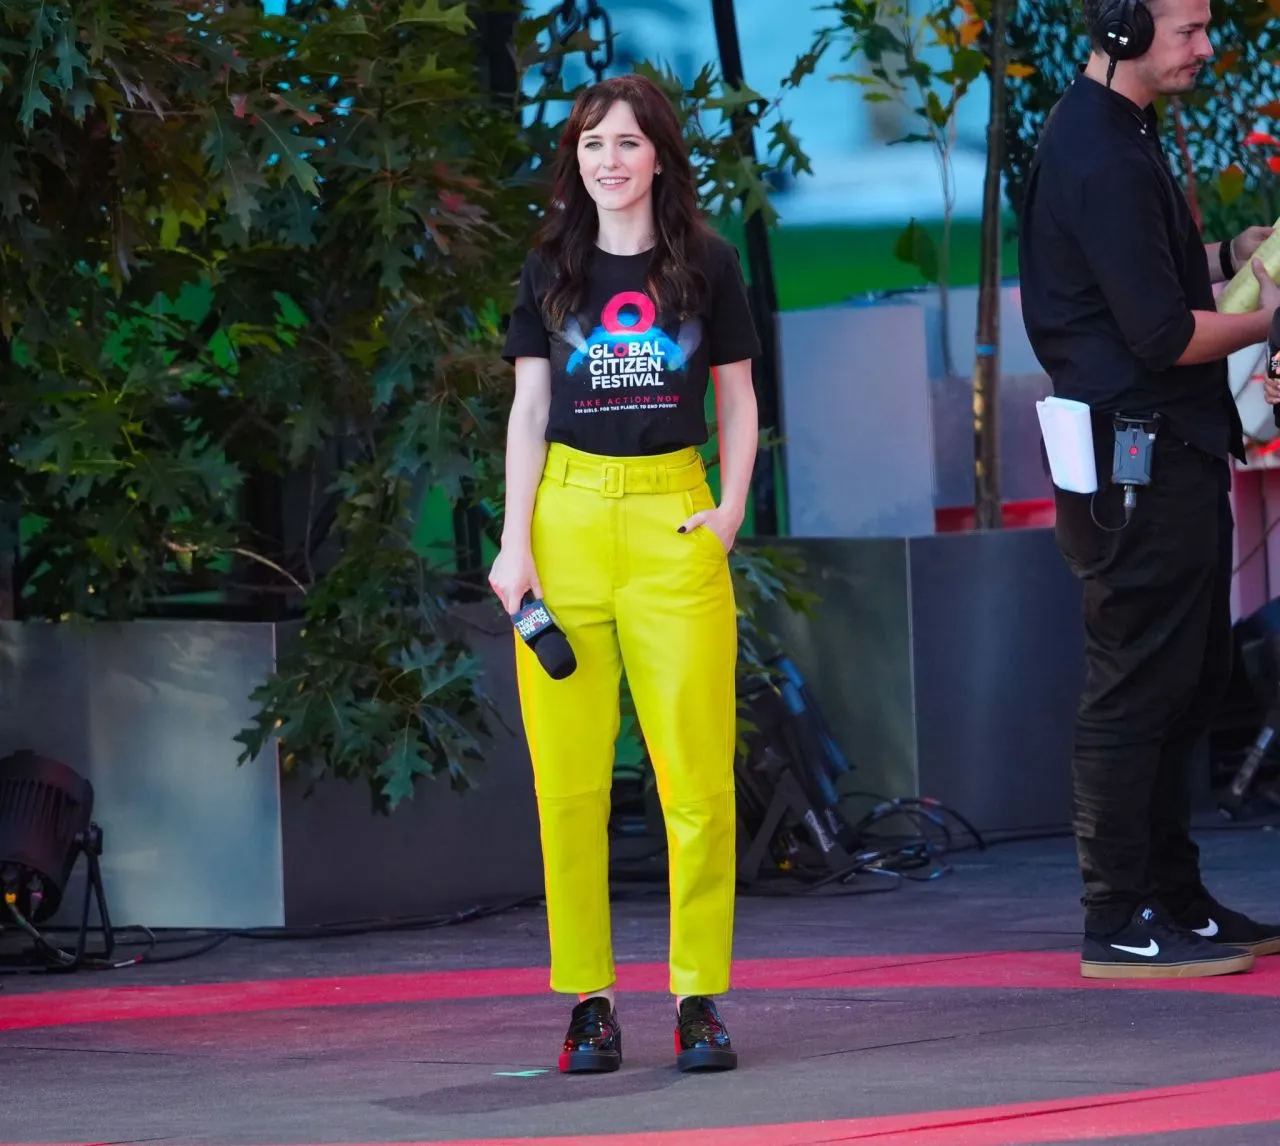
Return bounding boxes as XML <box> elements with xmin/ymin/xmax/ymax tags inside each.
<box><xmin>558</xmin><ymin>1049</ymin><xmax>621</xmax><ymax>1073</ymax></box>
<box><xmin>1080</xmin><ymin>952</ymin><xmax>1255</xmax><ymax>979</ymax></box>
<box><xmin>1243</xmin><ymin>937</ymin><xmax>1280</xmax><ymax>957</ymax></box>
<box><xmin>676</xmin><ymin>1047</ymin><xmax>738</xmax><ymax>1072</ymax></box>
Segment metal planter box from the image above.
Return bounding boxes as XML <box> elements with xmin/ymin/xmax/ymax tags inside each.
<box><xmin>0</xmin><ymin>612</ymin><xmax>544</xmax><ymax>931</ymax></box>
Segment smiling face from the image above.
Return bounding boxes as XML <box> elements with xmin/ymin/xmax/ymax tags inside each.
<box><xmin>1136</xmin><ymin>0</ymin><xmax>1215</xmax><ymax>95</ymax></box>
<box><xmin>576</xmin><ymin>99</ymin><xmax>661</xmax><ymax>219</ymax></box>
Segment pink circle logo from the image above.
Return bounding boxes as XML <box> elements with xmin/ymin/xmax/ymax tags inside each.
<box><xmin>601</xmin><ymin>291</ymin><xmax>655</xmax><ymax>336</ymax></box>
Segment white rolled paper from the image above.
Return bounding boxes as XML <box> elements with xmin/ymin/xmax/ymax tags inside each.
<box><xmin>1036</xmin><ymin>395</ymin><xmax>1098</xmax><ymax>495</ymax></box>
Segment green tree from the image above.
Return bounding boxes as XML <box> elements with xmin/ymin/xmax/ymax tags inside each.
<box><xmin>0</xmin><ymin>0</ymin><xmax>813</xmax><ymax>809</ymax></box>
<box><xmin>3</xmin><ymin>0</ymin><xmax>530</xmax><ymax>809</ymax></box>
<box><xmin>809</xmin><ymin>0</ymin><xmax>998</xmax><ymax>375</ymax></box>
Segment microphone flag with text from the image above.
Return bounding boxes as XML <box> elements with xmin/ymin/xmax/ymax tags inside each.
<box><xmin>511</xmin><ymin>592</ymin><xmax>577</xmax><ymax>680</ymax></box>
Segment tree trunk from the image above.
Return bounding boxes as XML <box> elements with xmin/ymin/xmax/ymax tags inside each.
<box><xmin>0</xmin><ymin>332</ymin><xmax>13</xmax><ymax>620</ymax></box>
<box><xmin>0</xmin><ymin>503</ymin><xmax>15</xmax><ymax>619</ymax></box>
<box><xmin>973</xmin><ymin>0</ymin><xmax>1010</xmax><ymax>531</ymax></box>
<box><xmin>0</xmin><ymin>550</ymin><xmax>13</xmax><ymax>620</ymax></box>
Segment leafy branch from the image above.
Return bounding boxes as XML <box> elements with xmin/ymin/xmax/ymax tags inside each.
<box><xmin>813</xmin><ymin>0</ymin><xmax>1032</xmax><ymax>374</ymax></box>
<box><xmin>2</xmin><ymin>0</ymin><xmax>815</xmax><ymax>811</ymax></box>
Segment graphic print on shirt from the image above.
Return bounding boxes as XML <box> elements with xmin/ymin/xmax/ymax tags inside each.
<box><xmin>562</xmin><ymin>290</ymin><xmax>702</xmax><ymax>418</ymax></box>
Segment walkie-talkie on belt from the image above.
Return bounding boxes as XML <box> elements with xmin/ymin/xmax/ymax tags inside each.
<box><xmin>1112</xmin><ymin>412</ymin><xmax>1160</xmax><ymax>522</ymax></box>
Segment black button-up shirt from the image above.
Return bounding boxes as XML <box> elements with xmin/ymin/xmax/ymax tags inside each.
<box><xmin>1018</xmin><ymin>73</ymin><xmax>1244</xmax><ymax>462</ymax></box>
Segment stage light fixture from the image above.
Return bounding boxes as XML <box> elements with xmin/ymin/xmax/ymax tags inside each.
<box><xmin>0</xmin><ymin>749</ymin><xmax>114</xmax><ymax>966</ymax></box>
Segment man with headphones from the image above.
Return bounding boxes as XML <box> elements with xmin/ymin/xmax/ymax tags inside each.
<box><xmin>1020</xmin><ymin>0</ymin><xmax>1280</xmax><ymax>979</ymax></box>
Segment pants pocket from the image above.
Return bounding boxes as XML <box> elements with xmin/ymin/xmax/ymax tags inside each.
<box><xmin>681</xmin><ymin>487</ymin><xmax>728</xmax><ymax>558</ymax></box>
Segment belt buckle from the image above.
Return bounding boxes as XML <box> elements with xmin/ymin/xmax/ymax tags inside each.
<box><xmin>600</xmin><ymin>461</ymin><xmax>625</xmax><ymax>498</ymax></box>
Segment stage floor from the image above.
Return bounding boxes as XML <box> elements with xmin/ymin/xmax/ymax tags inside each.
<box><xmin>4</xmin><ymin>827</ymin><xmax>1280</xmax><ymax>1145</ymax></box>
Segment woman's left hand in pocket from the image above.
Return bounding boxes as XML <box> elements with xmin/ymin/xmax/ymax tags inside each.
<box><xmin>678</xmin><ymin>504</ymin><xmax>743</xmax><ymax>554</ymax></box>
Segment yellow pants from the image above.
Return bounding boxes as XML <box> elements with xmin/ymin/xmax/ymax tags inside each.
<box><xmin>515</xmin><ymin>443</ymin><xmax>738</xmax><ymax>997</ymax></box>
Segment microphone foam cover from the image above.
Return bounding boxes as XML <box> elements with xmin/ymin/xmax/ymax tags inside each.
<box><xmin>535</xmin><ymin>629</ymin><xmax>577</xmax><ymax>680</ymax></box>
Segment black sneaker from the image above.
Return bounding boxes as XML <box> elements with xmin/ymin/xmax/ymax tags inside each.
<box><xmin>1081</xmin><ymin>903</ymin><xmax>1255</xmax><ymax>979</ymax></box>
<box><xmin>674</xmin><ymin>996</ymin><xmax>737</xmax><ymax>1072</ymax></box>
<box><xmin>558</xmin><ymin>996</ymin><xmax>621</xmax><ymax>1074</ymax></box>
<box><xmin>1172</xmin><ymin>895</ymin><xmax>1280</xmax><ymax>957</ymax></box>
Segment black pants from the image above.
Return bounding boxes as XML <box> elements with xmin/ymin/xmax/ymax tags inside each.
<box><xmin>1054</xmin><ymin>433</ymin><xmax>1233</xmax><ymax>936</ymax></box>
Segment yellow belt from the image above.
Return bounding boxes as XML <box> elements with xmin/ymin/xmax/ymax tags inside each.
<box><xmin>543</xmin><ymin>444</ymin><xmax>706</xmax><ymax>498</ymax></box>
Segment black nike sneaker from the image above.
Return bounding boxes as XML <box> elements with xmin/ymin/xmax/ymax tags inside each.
<box><xmin>1080</xmin><ymin>903</ymin><xmax>1255</xmax><ymax>979</ymax></box>
<box><xmin>674</xmin><ymin>996</ymin><xmax>737</xmax><ymax>1072</ymax></box>
<box><xmin>558</xmin><ymin>996</ymin><xmax>622</xmax><ymax>1073</ymax></box>
<box><xmin>1172</xmin><ymin>895</ymin><xmax>1280</xmax><ymax>957</ymax></box>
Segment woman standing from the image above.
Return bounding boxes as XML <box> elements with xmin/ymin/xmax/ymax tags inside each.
<box><xmin>492</xmin><ymin>72</ymin><xmax>761</xmax><ymax>1074</ymax></box>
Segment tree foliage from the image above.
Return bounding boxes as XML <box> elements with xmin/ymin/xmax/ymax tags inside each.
<box><xmin>0</xmin><ymin>0</ymin><xmax>815</xmax><ymax>809</ymax></box>
<box><xmin>796</xmin><ymin>0</ymin><xmax>1033</xmax><ymax>375</ymax></box>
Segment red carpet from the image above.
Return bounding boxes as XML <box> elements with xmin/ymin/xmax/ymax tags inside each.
<box><xmin>12</xmin><ymin>1070</ymin><xmax>1280</xmax><ymax>1145</ymax></box>
<box><xmin>349</xmin><ymin>1069</ymin><xmax>1280</xmax><ymax>1143</ymax></box>
<box><xmin>5</xmin><ymin>950</ymin><xmax>1279</xmax><ymax>1034</ymax></box>
<box><xmin>7</xmin><ymin>952</ymin><xmax>1280</xmax><ymax>1145</ymax></box>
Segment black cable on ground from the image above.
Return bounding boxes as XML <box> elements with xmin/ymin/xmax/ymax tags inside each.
<box><xmin>0</xmin><ymin>894</ymin><xmax>547</xmax><ymax>976</ymax></box>
<box><xmin>609</xmin><ymin>789</ymin><xmax>983</xmax><ymax>896</ymax></box>
<box><xmin>7</xmin><ymin>798</ymin><xmax>1278</xmax><ymax>979</ymax></box>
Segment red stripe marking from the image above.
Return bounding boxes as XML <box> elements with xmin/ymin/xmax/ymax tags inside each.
<box><xmin>8</xmin><ymin>1070</ymin><xmax>1280</xmax><ymax>1146</ymax></box>
<box><xmin>3</xmin><ymin>952</ymin><xmax>1280</xmax><ymax>1033</ymax></box>
<box><xmin>367</xmin><ymin>1068</ymin><xmax>1280</xmax><ymax>1143</ymax></box>
<box><xmin>365</xmin><ymin>1067</ymin><xmax>1280</xmax><ymax>1142</ymax></box>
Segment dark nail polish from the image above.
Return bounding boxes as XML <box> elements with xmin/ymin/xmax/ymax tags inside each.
<box><xmin>677</xmin><ymin>525</ymin><xmax>687</xmax><ymax>533</ymax></box>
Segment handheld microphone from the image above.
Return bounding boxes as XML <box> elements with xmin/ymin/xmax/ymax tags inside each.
<box><xmin>1268</xmin><ymin>309</ymin><xmax>1280</xmax><ymax>379</ymax></box>
<box><xmin>511</xmin><ymin>592</ymin><xmax>576</xmax><ymax>680</ymax></box>
<box><xmin>1265</xmin><ymin>310</ymin><xmax>1280</xmax><ymax>431</ymax></box>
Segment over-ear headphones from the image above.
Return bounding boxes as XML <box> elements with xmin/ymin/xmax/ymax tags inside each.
<box><xmin>1091</xmin><ymin>0</ymin><xmax>1155</xmax><ymax>61</ymax></box>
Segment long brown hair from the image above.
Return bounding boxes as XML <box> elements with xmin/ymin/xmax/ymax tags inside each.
<box><xmin>537</xmin><ymin>73</ymin><xmax>714</xmax><ymax>331</ymax></box>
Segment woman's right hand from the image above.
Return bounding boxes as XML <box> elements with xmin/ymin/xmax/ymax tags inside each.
<box><xmin>488</xmin><ymin>544</ymin><xmax>543</xmax><ymax>616</ymax></box>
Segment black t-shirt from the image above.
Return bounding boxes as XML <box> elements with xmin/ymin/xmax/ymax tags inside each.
<box><xmin>1018</xmin><ymin>73</ymin><xmax>1244</xmax><ymax>462</ymax></box>
<box><xmin>501</xmin><ymin>233</ymin><xmax>762</xmax><ymax>457</ymax></box>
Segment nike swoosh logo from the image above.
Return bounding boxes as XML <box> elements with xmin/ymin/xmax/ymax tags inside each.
<box><xmin>1195</xmin><ymin>919</ymin><xmax>1219</xmax><ymax>937</ymax></box>
<box><xmin>1111</xmin><ymin>940</ymin><xmax>1160</xmax><ymax>957</ymax></box>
